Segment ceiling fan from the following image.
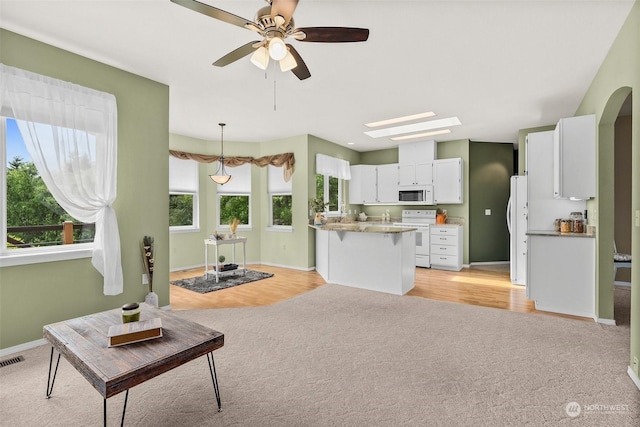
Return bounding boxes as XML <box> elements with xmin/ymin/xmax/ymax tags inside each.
<box><xmin>170</xmin><ymin>0</ymin><xmax>369</xmax><ymax>80</ymax></box>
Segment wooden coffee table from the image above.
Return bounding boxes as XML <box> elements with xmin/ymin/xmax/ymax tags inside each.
<box><xmin>43</xmin><ymin>303</ymin><xmax>224</xmax><ymax>426</ymax></box>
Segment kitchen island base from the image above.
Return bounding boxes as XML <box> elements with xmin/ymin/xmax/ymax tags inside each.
<box><xmin>314</xmin><ymin>226</ymin><xmax>416</xmax><ymax>295</ymax></box>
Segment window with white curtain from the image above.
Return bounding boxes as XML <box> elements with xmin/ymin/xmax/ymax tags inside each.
<box><xmin>169</xmin><ymin>156</ymin><xmax>199</xmax><ymax>231</ymax></box>
<box><xmin>216</xmin><ymin>163</ymin><xmax>251</xmax><ymax>229</ymax></box>
<box><xmin>0</xmin><ymin>64</ymin><xmax>122</xmax><ymax>295</ymax></box>
<box><xmin>2</xmin><ymin>117</ymin><xmax>97</xmax><ymax>250</ymax></box>
<box><xmin>268</xmin><ymin>164</ymin><xmax>292</xmax><ymax>229</ymax></box>
<box><xmin>315</xmin><ymin>154</ymin><xmax>350</xmax><ymax>215</ymax></box>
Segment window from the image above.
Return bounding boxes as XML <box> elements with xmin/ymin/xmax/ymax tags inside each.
<box><xmin>2</xmin><ymin>117</ymin><xmax>96</xmax><ymax>252</ymax></box>
<box><xmin>268</xmin><ymin>165</ymin><xmax>292</xmax><ymax>228</ymax></box>
<box><xmin>217</xmin><ymin>163</ymin><xmax>251</xmax><ymax>229</ymax></box>
<box><xmin>315</xmin><ymin>154</ymin><xmax>350</xmax><ymax>215</ymax></box>
<box><xmin>169</xmin><ymin>156</ymin><xmax>199</xmax><ymax>231</ymax></box>
<box><xmin>316</xmin><ymin>174</ymin><xmax>342</xmax><ymax>214</ymax></box>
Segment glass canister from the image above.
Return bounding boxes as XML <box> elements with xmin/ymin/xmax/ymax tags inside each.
<box><xmin>121</xmin><ymin>302</ymin><xmax>140</xmax><ymax>323</ymax></box>
<box><xmin>570</xmin><ymin>212</ymin><xmax>584</xmax><ymax>233</ymax></box>
<box><xmin>554</xmin><ymin>218</ymin><xmax>562</xmax><ymax>232</ymax></box>
<box><xmin>560</xmin><ymin>219</ymin><xmax>572</xmax><ymax>233</ymax></box>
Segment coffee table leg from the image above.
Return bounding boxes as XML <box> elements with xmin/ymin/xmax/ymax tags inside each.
<box><xmin>103</xmin><ymin>389</ymin><xmax>129</xmax><ymax>427</ymax></box>
<box><xmin>46</xmin><ymin>347</ymin><xmax>61</xmax><ymax>398</ymax></box>
<box><xmin>206</xmin><ymin>352</ymin><xmax>222</xmax><ymax>412</ymax></box>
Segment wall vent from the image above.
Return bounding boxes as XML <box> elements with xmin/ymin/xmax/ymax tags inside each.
<box><xmin>0</xmin><ymin>355</ymin><xmax>24</xmax><ymax>368</ymax></box>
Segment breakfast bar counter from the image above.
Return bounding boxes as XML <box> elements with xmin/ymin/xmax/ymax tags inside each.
<box><xmin>311</xmin><ymin>223</ymin><xmax>416</xmax><ymax>295</ymax></box>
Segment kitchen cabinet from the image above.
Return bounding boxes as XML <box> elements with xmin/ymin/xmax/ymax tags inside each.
<box><xmin>527</xmin><ymin>233</ymin><xmax>595</xmax><ymax>318</ymax></box>
<box><xmin>430</xmin><ymin>225</ymin><xmax>463</xmax><ymax>271</ymax></box>
<box><xmin>377</xmin><ymin>164</ymin><xmax>399</xmax><ymax>203</ymax></box>
<box><xmin>553</xmin><ymin>114</ymin><xmax>595</xmax><ymax>200</ymax></box>
<box><xmin>398</xmin><ymin>162</ymin><xmax>433</xmax><ymax>186</ymax></box>
<box><xmin>398</xmin><ymin>140</ymin><xmax>436</xmax><ymax>186</ymax></box>
<box><xmin>433</xmin><ymin>158</ymin><xmax>463</xmax><ymax>204</ymax></box>
<box><xmin>349</xmin><ymin>164</ymin><xmax>398</xmax><ymax>204</ymax></box>
<box><xmin>349</xmin><ymin>165</ymin><xmax>377</xmax><ymax>204</ymax></box>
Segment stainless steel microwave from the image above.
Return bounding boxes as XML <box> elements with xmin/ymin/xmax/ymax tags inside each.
<box><xmin>398</xmin><ymin>185</ymin><xmax>434</xmax><ymax>205</ymax></box>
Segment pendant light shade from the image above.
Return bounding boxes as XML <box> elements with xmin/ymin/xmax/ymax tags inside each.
<box><xmin>209</xmin><ymin>123</ymin><xmax>232</xmax><ymax>185</ymax></box>
<box><xmin>250</xmin><ymin>46</ymin><xmax>270</xmax><ymax>70</ymax></box>
<box><xmin>279</xmin><ymin>48</ymin><xmax>298</xmax><ymax>72</ymax></box>
<box><xmin>268</xmin><ymin>37</ymin><xmax>287</xmax><ymax>61</ymax></box>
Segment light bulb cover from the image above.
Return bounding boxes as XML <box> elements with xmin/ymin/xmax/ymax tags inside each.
<box><xmin>210</xmin><ymin>174</ymin><xmax>232</xmax><ymax>185</ymax></box>
<box><xmin>268</xmin><ymin>37</ymin><xmax>287</xmax><ymax>61</ymax></box>
<box><xmin>250</xmin><ymin>46</ymin><xmax>270</xmax><ymax>70</ymax></box>
<box><xmin>279</xmin><ymin>48</ymin><xmax>297</xmax><ymax>72</ymax></box>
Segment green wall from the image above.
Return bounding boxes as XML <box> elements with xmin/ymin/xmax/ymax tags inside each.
<box><xmin>469</xmin><ymin>142</ymin><xmax>514</xmax><ymax>262</ymax></box>
<box><xmin>573</xmin><ymin>0</ymin><xmax>639</xmax><ymax>376</ymax></box>
<box><xmin>0</xmin><ymin>30</ymin><xmax>170</xmax><ymax>350</ymax></box>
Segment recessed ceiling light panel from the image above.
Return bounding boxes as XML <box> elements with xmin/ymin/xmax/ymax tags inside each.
<box><xmin>364</xmin><ymin>117</ymin><xmax>461</xmax><ymax>138</ymax></box>
<box><xmin>365</xmin><ymin>111</ymin><xmax>436</xmax><ymax>128</ymax></box>
<box><xmin>391</xmin><ymin>129</ymin><xmax>451</xmax><ymax>141</ymax></box>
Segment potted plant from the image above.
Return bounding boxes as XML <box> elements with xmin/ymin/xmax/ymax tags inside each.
<box><xmin>218</xmin><ymin>255</ymin><xmax>225</xmax><ymax>271</ymax></box>
<box><xmin>309</xmin><ymin>198</ymin><xmax>328</xmax><ymax>225</ymax></box>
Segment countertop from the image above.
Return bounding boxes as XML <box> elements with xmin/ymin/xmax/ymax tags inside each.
<box><xmin>527</xmin><ymin>230</ymin><xmax>595</xmax><ymax>238</ymax></box>
<box><xmin>309</xmin><ymin>223</ymin><xmax>416</xmax><ymax>233</ymax></box>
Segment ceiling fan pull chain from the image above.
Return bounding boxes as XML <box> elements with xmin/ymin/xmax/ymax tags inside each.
<box><xmin>274</xmin><ymin>73</ymin><xmax>277</xmax><ymax>112</ymax></box>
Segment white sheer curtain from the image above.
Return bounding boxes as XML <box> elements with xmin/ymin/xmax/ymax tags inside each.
<box><xmin>1</xmin><ymin>64</ymin><xmax>123</xmax><ymax>295</ymax></box>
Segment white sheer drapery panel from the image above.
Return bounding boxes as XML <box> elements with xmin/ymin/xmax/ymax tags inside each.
<box><xmin>1</xmin><ymin>64</ymin><xmax>122</xmax><ymax>295</ymax></box>
<box><xmin>315</xmin><ymin>153</ymin><xmax>351</xmax><ymax>180</ymax></box>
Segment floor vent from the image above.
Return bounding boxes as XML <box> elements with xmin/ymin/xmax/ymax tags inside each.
<box><xmin>0</xmin><ymin>355</ymin><xmax>24</xmax><ymax>368</ymax></box>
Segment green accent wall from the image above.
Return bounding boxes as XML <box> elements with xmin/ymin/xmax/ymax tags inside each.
<box><xmin>0</xmin><ymin>30</ymin><xmax>170</xmax><ymax>349</ymax></box>
<box><xmin>573</xmin><ymin>0</ymin><xmax>639</xmax><ymax>376</ymax></box>
<box><xmin>468</xmin><ymin>142</ymin><xmax>514</xmax><ymax>262</ymax></box>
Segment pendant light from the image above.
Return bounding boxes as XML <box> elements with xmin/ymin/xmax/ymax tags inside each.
<box><xmin>209</xmin><ymin>123</ymin><xmax>232</xmax><ymax>185</ymax></box>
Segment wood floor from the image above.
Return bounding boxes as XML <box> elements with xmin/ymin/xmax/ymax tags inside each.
<box><xmin>169</xmin><ymin>263</ymin><xmax>591</xmax><ymax>321</ymax></box>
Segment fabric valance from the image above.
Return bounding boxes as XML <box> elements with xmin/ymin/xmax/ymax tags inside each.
<box><xmin>315</xmin><ymin>154</ymin><xmax>351</xmax><ymax>180</ymax></box>
<box><xmin>169</xmin><ymin>150</ymin><xmax>295</xmax><ymax>182</ymax></box>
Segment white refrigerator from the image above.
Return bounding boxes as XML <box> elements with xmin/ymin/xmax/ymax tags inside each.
<box><xmin>507</xmin><ymin>176</ymin><xmax>528</xmax><ymax>286</ymax></box>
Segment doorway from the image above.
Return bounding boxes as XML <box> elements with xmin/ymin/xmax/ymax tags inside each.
<box><xmin>614</xmin><ymin>93</ymin><xmax>633</xmax><ymax>325</ymax></box>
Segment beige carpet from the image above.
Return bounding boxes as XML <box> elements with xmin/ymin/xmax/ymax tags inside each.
<box><xmin>1</xmin><ymin>284</ymin><xmax>637</xmax><ymax>426</ymax></box>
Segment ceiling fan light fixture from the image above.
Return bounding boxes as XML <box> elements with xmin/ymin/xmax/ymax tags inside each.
<box><xmin>250</xmin><ymin>46</ymin><xmax>270</xmax><ymax>70</ymax></box>
<box><xmin>268</xmin><ymin>37</ymin><xmax>287</xmax><ymax>60</ymax></box>
<box><xmin>279</xmin><ymin>48</ymin><xmax>298</xmax><ymax>72</ymax></box>
<box><xmin>209</xmin><ymin>123</ymin><xmax>232</xmax><ymax>185</ymax></box>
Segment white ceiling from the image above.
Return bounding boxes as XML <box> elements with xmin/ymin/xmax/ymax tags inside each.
<box><xmin>0</xmin><ymin>0</ymin><xmax>634</xmax><ymax>152</ymax></box>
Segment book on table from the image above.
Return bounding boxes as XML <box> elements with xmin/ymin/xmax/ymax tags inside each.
<box><xmin>107</xmin><ymin>318</ymin><xmax>163</xmax><ymax>347</ymax></box>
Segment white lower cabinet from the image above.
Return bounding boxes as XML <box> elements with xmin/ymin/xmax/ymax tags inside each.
<box><xmin>430</xmin><ymin>225</ymin><xmax>463</xmax><ymax>271</ymax></box>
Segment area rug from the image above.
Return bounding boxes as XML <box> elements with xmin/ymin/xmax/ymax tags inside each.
<box><xmin>170</xmin><ymin>269</ymin><xmax>273</xmax><ymax>293</ymax></box>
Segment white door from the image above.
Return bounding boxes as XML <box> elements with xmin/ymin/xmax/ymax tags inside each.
<box><xmin>415</xmin><ymin>227</ymin><xmax>429</xmax><ymax>257</ymax></box>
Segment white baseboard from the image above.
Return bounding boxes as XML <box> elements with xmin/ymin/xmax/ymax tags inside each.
<box><xmin>469</xmin><ymin>261</ymin><xmax>510</xmax><ymax>266</ymax></box>
<box><xmin>614</xmin><ymin>281</ymin><xmax>632</xmax><ymax>287</ymax></box>
<box><xmin>628</xmin><ymin>366</ymin><xmax>640</xmax><ymax>391</ymax></box>
<box><xmin>596</xmin><ymin>317</ymin><xmax>616</xmax><ymax>326</ymax></box>
<box><xmin>258</xmin><ymin>261</ymin><xmax>315</xmax><ymax>272</ymax></box>
<box><xmin>171</xmin><ymin>261</ymin><xmax>312</xmax><ymax>272</ymax></box>
<box><xmin>0</xmin><ymin>338</ymin><xmax>46</xmax><ymax>358</ymax></box>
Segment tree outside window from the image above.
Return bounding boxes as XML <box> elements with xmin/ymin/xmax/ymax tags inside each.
<box><xmin>3</xmin><ymin>118</ymin><xmax>95</xmax><ymax>249</ymax></box>
<box><xmin>271</xmin><ymin>194</ymin><xmax>292</xmax><ymax>226</ymax></box>
<box><xmin>316</xmin><ymin>174</ymin><xmax>341</xmax><ymax>213</ymax></box>
<box><xmin>219</xmin><ymin>195</ymin><xmax>250</xmax><ymax>226</ymax></box>
<box><xmin>169</xmin><ymin>194</ymin><xmax>194</xmax><ymax>227</ymax></box>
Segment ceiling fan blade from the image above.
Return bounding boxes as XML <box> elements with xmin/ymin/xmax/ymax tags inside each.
<box><xmin>171</xmin><ymin>0</ymin><xmax>256</xmax><ymax>30</ymax></box>
<box><xmin>294</xmin><ymin>27</ymin><xmax>370</xmax><ymax>43</ymax></box>
<box><xmin>213</xmin><ymin>41</ymin><xmax>260</xmax><ymax>67</ymax></box>
<box><xmin>270</xmin><ymin>0</ymin><xmax>299</xmax><ymax>26</ymax></box>
<box><xmin>286</xmin><ymin>44</ymin><xmax>311</xmax><ymax>80</ymax></box>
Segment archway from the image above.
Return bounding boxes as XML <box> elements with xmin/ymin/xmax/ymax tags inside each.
<box><xmin>596</xmin><ymin>86</ymin><xmax>632</xmax><ymax>322</ymax></box>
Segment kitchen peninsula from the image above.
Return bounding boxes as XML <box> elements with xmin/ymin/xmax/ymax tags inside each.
<box><xmin>311</xmin><ymin>223</ymin><xmax>416</xmax><ymax>295</ymax></box>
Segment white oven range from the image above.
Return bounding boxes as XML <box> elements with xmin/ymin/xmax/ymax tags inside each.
<box><xmin>394</xmin><ymin>209</ymin><xmax>436</xmax><ymax>268</ymax></box>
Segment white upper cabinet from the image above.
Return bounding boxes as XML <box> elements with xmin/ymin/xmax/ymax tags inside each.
<box><xmin>376</xmin><ymin>164</ymin><xmax>399</xmax><ymax>203</ymax></box>
<box><xmin>349</xmin><ymin>165</ymin><xmax>377</xmax><ymax>204</ymax></box>
<box><xmin>349</xmin><ymin>164</ymin><xmax>398</xmax><ymax>204</ymax></box>
<box><xmin>553</xmin><ymin>114</ymin><xmax>596</xmax><ymax>200</ymax></box>
<box><xmin>433</xmin><ymin>158</ymin><xmax>463</xmax><ymax>204</ymax></box>
<box><xmin>398</xmin><ymin>140</ymin><xmax>436</xmax><ymax>186</ymax></box>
